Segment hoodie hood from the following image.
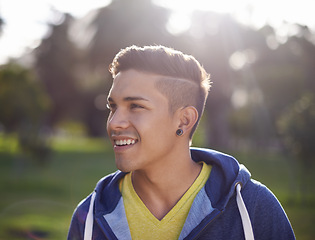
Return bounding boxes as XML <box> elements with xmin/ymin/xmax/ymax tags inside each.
<box><xmin>191</xmin><ymin>147</ymin><xmax>251</xmax><ymax>210</ymax></box>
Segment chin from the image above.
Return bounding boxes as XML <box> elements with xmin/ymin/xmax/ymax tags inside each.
<box><xmin>115</xmin><ymin>159</ymin><xmax>134</xmax><ymax>173</ymax></box>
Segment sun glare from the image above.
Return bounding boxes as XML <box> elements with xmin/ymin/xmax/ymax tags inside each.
<box><xmin>154</xmin><ymin>0</ymin><xmax>243</xmax><ymax>14</ymax></box>
<box><xmin>155</xmin><ymin>0</ymin><xmax>246</xmax><ymax>35</ymax></box>
<box><xmin>0</xmin><ymin>0</ymin><xmax>314</xmax><ymax>64</ymax></box>
<box><xmin>154</xmin><ymin>0</ymin><xmax>315</xmax><ymax>35</ymax></box>
<box><xmin>43</xmin><ymin>0</ymin><xmax>112</xmax><ymax>18</ymax></box>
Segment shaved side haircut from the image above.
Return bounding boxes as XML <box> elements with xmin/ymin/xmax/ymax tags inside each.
<box><xmin>109</xmin><ymin>45</ymin><xmax>211</xmax><ymax>138</ymax></box>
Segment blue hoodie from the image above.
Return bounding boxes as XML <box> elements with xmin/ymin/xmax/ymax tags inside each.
<box><xmin>68</xmin><ymin>148</ymin><xmax>295</xmax><ymax>240</ymax></box>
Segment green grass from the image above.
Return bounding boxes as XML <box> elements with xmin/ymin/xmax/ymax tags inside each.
<box><xmin>0</xmin><ymin>135</ymin><xmax>314</xmax><ymax>239</ymax></box>
<box><xmin>0</xmin><ymin>136</ymin><xmax>117</xmax><ymax>240</ymax></box>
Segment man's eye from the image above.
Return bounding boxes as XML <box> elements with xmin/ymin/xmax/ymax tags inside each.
<box><xmin>107</xmin><ymin>103</ymin><xmax>116</xmax><ymax>111</ymax></box>
<box><xmin>130</xmin><ymin>103</ymin><xmax>144</xmax><ymax>109</ymax></box>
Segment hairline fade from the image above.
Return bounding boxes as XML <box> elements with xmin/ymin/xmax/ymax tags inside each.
<box><xmin>154</xmin><ymin>75</ymin><xmax>209</xmax><ymax>139</ymax></box>
<box><xmin>154</xmin><ymin>76</ymin><xmax>199</xmax><ymax>113</ymax></box>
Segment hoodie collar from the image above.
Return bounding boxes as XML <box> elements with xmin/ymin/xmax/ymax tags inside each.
<box><xmin>93</xmin><ymin>148</ymin><xmax>251</xmax><ymax>214</ymax></box>
<box><xmin>190</xmin><ymin>147</ymin><xmax>251</xmax><ymax>210</ymax></box>
<box><xmin>94</xmin><ymin>171</ymin><xmax>126</xmax><ymax>216</ymax></box>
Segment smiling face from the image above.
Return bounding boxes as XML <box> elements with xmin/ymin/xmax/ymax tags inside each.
<box><xmin>106</xmin><ymin>69</ymin><xmax>181</xmax><ymax>173</ymax></box>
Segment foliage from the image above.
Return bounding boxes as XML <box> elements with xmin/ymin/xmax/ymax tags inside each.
<box><xmin>35</xmin><ymin>13</ymin><xmax>82</xmax><ymax>127</ymax></box>
<box><xmin>35</xmin><ymin>12</ymin><xmax>109</xmax><ymax>137</ymax></box>
<box><xmin>87</xmin><ymin>0</ymin><xmax>171</xmax><ymax>70</ymax></box>
<box><xmin>0</xmin><ymin>15</ymin><xmax>4</xmax><ymax>36</ymax></box>
<box><xmin>3</xmin><ymin>0</ymin><xmax>315</xmax><ymax>155</ymax></box>
<box><xmin>277</xmin><ymin>92</ymin><xmax>315</xmax><ymax>166</ymax></box>
<box><xmin>0</xmin><ymin>62</ymin><xmax>51</xmax><ymax>165</ymax></box>
<box><xmin>21</xmin><ymin>0</ymin><xmax>315</xmax><ymax>152</ymax></box>
<box><xmin>0</xmin><ymin>63</ymin><xmax>49</xmax><ymax>131</ymax></box>
<box><xmin>277</xmin><ymin>93</ymin><xmax>315</xmax><ymax>199</ymax></box>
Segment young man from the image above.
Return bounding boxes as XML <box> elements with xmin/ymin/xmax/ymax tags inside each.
<box><xmin>68</xmin><ymin>45</ymin><xmax>295</xmax><ymax>240</ymax></box>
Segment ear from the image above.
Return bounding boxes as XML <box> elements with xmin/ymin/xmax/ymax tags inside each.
<box><xmin>178</xmin><ymin>106</ymin><xmax>198</xmax><ymax>136</ymax></box>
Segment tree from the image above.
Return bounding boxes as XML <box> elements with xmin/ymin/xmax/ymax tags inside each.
<box><xmin>277</xmin><ymin>92</ymin><xmax>315</xmax><ymax>200</ymax></box>
<box><xmin>0</xmin><ymin>15</ymin><xmax>4</xmax><ymax>36</ymax></box>
<box><xmin>35</xmin><ymin>13</ymin><xmax>82</xmax><ymax>127</ymax></box>
<box><xmin>0</xmin><ymin>63</ymin><xmax>49</xmax><ymax>131</ymax></box>
<box><xmin>0</xmin><ymin>62</ymin><xmax>51</xmax><ymax>165</ymax></box>
<box><xmin>182</xmin><ymin>11</ymin><xmax>265</xmax><ymax>149</ymax></box>
<box><xmin>87</xmin><ymin>0</ymin><xmax>172</xmax><ymax>70</ymax></box>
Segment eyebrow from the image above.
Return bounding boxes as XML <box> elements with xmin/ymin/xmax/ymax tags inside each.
<box><xmin>107</xmin><ymin>96</ymin><xmax>149</xmax><ymax>102</ymax></box>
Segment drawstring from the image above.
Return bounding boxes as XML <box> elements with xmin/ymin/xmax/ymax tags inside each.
<box><xmin>236</xmin><ymin>183</ymin><xmax>255</xmax><ymax>240</ymax></box>
<box><xmin>84</xmin><ymin>190</ymin><xmax>96</xmax><ymax>240</ymax></box>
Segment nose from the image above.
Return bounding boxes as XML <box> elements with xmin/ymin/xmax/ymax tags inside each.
<box><xmin>107</xmin><ymin>108</ymin><xmax>129</xmax><ymax>130</ymax></box>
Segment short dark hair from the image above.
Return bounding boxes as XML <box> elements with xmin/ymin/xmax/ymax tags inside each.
<box><xmin>109</xmin><ymin>45</ymin><xmax>211</xmax><ymax>138</ymax></box>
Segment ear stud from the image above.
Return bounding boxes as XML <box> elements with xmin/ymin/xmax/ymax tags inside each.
<box><xmin>176</xmin><ymin>129</ymin><xmax>183</xmax><ymax>136</ymax></box>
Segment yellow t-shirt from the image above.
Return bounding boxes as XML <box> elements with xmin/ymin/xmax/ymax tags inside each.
<box><xmin>120</xmin><ymin>162</ymin><xmax>211</xmax><ymax>240</ymax></box>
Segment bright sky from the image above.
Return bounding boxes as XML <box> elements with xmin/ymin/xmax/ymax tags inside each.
<box><xmin>0</xmin><ymin>0</ymin><xmax>314</xmax><ymax>65</ymax></box>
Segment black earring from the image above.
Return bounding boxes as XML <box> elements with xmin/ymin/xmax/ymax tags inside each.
<box><xmin>176</xmin><ymin>129</ymin><xmax>183</xmax><ymax>136</ymax></box>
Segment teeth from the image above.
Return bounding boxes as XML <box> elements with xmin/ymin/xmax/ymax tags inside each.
<box><xmin>115</xmin><ymin>139</ymin><xmax>136</xmax><ymax>146</ymax></box>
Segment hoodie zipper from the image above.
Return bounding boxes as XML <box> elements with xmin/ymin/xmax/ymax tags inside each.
<box><xmin>190</xmin><ymin>210</ymin><xmax>223</xmax><ymax>240</ymax></box>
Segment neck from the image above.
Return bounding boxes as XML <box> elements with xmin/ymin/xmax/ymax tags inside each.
<box><xmin>131</xmin><ymin>147</ymin><xmax>202</xmax><ymax>220</ymax></box>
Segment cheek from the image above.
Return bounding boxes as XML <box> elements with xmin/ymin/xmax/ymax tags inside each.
<box><xmin>138</xmin><ymin>114</ymin><xmax>175</xmax><ymax>139</ymax></box>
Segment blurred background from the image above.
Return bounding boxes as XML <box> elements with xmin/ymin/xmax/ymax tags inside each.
<box><xmin>0</xmin><ymin>0</ymin><xmax>314</xmax><ymax>239</ymax></box>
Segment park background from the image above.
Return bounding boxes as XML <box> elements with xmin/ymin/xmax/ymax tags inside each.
<box><xmin>0</xmin><ymin>0</ymin><xmax>315</xmax><ymax>239</ymax></box>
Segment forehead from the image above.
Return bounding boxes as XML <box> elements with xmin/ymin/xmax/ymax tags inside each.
<box><xmin>108</xmin><ymin>69</ymin><xmax>166</xmax><ymax>101</ymax></box>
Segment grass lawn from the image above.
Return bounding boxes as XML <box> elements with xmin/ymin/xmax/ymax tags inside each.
<box><xmin>0</xmin><ymin>135</ymin><xmax>314</xmax><ymax>239</ymax></box>
<box><xmin>0</xmin><ymin>136</ymin><xmax>117</xmax><ymax>240</ymax></box>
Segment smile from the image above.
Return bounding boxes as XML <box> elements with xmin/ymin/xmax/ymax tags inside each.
<box><xmin>115</xmin><ymin>139</ymin><xmax>137</xmax><ymax>146</ymax></box>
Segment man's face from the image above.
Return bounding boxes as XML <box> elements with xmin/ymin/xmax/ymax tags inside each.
<box><xmin>107</xmin><ymin>69</ymin><xmax>180</xmax><ymax>173</ymax></box>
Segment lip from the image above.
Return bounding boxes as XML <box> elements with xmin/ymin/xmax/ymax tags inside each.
<box><xmin>113</xmin><ymin>143</ymin><xmax>135</xmax><ymax>152</ymax></box>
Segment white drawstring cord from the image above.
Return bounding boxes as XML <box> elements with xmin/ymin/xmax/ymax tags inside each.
<box><xmin>84</xmin><ymin>190</ymin><xmax>96</xmax><ymax>240</ymax></box>
<box><xmin>236</xmin><ymin>184</ymin><xmax>255</xmax><ymax>240</ymax></box>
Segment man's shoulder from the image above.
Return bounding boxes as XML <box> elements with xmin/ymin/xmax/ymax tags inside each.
<box><xmin>242</xmin><ymin>179</ymin><xmax>273</xmax><ymax>200</ymax></box>
<box><xmin>242</xmin><ymin>180</ymin><xmax>295</xmax><ymax>238</ymax></box>
<box><xmin>242</xmin><ymin>178</ymin><xmax>286</xmax><ymax>214</ymax></box>
<box><xmin>95</xmin><ymin>170</ymin><xmax>125</xmax><ymax>190</ymax></box>
<box><xmin>73</xmin><ymin>170</ymin><xmax>125</xmax><ymax>213</ymax></box>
